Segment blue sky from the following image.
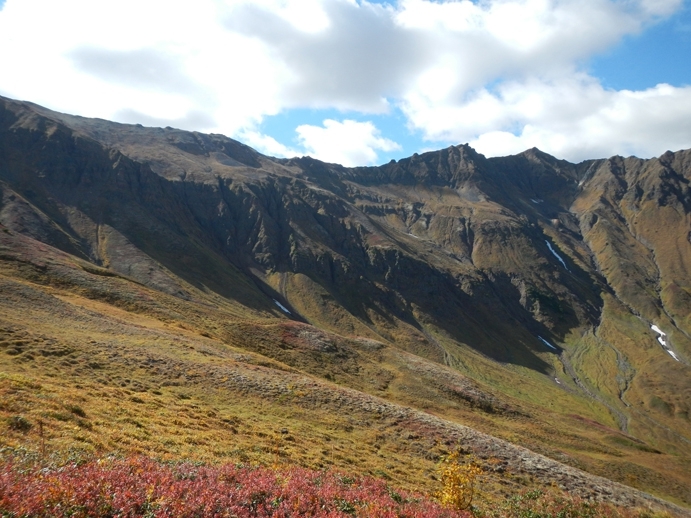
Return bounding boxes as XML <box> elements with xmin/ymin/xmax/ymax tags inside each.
<box><xmin>1</xmin><ymin>0</ymin><xmax>691</xmax><ymax>166</ymax></box>
<box><xmin>589</xmin><ymin>2</ymin><xmax>691</xmax><ymax>90</ymax></box>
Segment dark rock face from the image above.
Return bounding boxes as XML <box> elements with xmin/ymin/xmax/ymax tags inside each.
<box><xmin>1</xmin><ymin>94</ymin><xmax>690</xmax><ymax>428</ymax></box>
<box><xmin>1</xmin><ymin>96</ymin><xmax>690</xmax><ymax>367</ymax></box>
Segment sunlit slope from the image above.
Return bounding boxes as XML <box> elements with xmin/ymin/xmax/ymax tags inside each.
<box><xmin>1</xmin><ymin>227</ymin><xmax>689</xmax><ymax>513</ymax></box>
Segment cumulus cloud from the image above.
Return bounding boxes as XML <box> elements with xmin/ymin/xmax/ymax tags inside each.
<box><xmin>69</xmin><ymin>47</ymin><xmax>203</xmax><ymax>97</ymax></box>
<box><xmin>239</xmin><ymin>130</ymin><xmax>300</xmax><ymax>158</ymax></box>
<box><xmin>464</xmin><ymin>81</ymin><xmax>691</xmax><ymax>160</ymax></box>
<box><xmin>0</xmin><ymin>0</ymin><xmax>689</xmax><ymax>165</ymax></box>
<box><xmin>393</xmin><ymin>0</ymin><xmax>691</xmax><ymax>160</ymax></box>
<box><xmin>0</xmin><ymin>0</ymin><xmax>290</xmax><ymax>135</ymax></box>
<box><xmin>224</xmin><ymin>0</ymin><xmax>424</xmax><ymax>113</ymax></box>
<box><xmin>296</xmin><ymin>119</ymin><xmax>401</xmax><ymax>166</ymax></box>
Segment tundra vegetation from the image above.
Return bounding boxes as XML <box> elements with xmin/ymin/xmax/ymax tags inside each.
<box><xmin>0</xmin><ymin>452</ymin><xmax>675</xmax><ymax>517</ymax></box>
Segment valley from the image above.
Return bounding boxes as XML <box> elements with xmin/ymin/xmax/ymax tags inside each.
<box><xmin>1</xmin><ymin>95</ymin><xmax>690</xmax><ymax>514</ymax></box>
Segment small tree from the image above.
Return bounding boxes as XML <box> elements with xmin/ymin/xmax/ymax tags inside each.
<box><xmin>437</xmin><ymin>451</ymin><xmax>483</xmax><ymax>510</ymax></box>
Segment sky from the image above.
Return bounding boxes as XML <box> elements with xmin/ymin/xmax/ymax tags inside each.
<box><xmin>0</xmin><ymin>0</ymin><xmax>690</xmax><ymax>167</ymax></box>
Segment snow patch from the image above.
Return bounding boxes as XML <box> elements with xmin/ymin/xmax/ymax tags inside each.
<box><xmin>538</xmin><ymin>336</ymin><xmax>558</xmax><ymax>351</ymax></box>
<box><xmin>651</xmin><ymin>325</ymin><xmax>665</xmax><ymax>336</ymax></box>
<box><xmin>273</xmin><ymin>299</ymin><xmax>291</xmax><ymax>314</ymax></box>
<box><xmin>650</xmin><ymin>324</ymin><xmax>680</xmax><ymax>362</ymax></box>
<box><xmin>531</xmin><ymin>198</ymin><xmax>543</xmax><ymax>204</ymax></box>
<box><xmin>545</xmin><ymin>240</ymin><xmax>570</xmax><ymax>271</ymax></box>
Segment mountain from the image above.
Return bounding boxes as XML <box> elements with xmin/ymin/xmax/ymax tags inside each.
<box><xmin>1</xmin><ymin>95</ymin><xmax>690</xmax><ymax>513</ymax></box>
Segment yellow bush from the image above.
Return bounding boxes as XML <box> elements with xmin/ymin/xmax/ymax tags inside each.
<box><xmin>437</xmin><ymin>451</ymin><xmax>483</xmax><ymax>510</ymax></box>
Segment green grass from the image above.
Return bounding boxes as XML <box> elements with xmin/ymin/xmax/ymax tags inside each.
<box><xmin>1</xmin><ymin>229</ymin><xmax>690</xmax><ymax>510</ymax></box>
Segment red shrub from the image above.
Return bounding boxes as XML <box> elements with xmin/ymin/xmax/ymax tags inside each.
<box><xmin>0</xmin><ymin>456</ymin><xmax>470</xmax><ymax>517</ymax></box>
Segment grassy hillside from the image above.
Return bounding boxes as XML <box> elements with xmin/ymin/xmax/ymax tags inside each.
<box><xmin>1</xmin><ymin>227</ymin><xmax>689</xmax><ymax>515</ymax></box>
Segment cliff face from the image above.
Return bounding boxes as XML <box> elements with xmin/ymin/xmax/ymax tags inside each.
<box><xmin>3</xmin><ymin>97</ymin><xmax>689</xmax><ymax>362</ymax></box>
<box><xmin>1</xmin><ymin>95</ymin><xmax>690</xmax><ymax>508</ymax></box>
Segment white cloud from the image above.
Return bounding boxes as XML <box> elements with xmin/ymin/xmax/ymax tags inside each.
<box><xmin>232</xmin><ymin>0</ymin><xmax>333</xmax><ymax>33</ymax></box>
<box><xmin>0</xmin><ymin>0</ymin><xmax>292</xmax><ymax>136</ymax></box>
<box><xmin>420</xmin><ymin>77</ymin><xmax>691</xmax><ymax>161</ymax></box>
<box><xmin>239</xmin><ymin>130</ymin><xmax>300</xmax><ymax>158</ymax></box>
<box><xmin>394</xmin><ymin>0</ymin><xmax>691</xmax><ymax>160</ymax></box>
<box><xmin>296</xmin><ymin>119</ymin><xmax>401</xmax><ymax>166</ymax></box>
<box><xmin>0</xmin><ymin>0</ymin><xmax>689</xmax><ymax>165</ymax></box>
<box><xmin>224</xmin><ymin>0</ymin><xmax>418</xmax><ymax>113</ymax></box>
<box><xmin>637</xmin><ymin>0</ymin><xmax>682</xmax><ymax>17</ymax></box>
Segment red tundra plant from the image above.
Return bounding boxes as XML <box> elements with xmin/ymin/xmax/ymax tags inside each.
<box><xmin>0</xmin><ymin>456</ymin><xmax>471</xmax><ymax>517</ymax></box>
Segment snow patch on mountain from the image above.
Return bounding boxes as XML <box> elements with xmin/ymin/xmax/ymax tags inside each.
<box><xmin>538</xmin><ymin>336</ymin><xmax>558</xmax><ymax>351</ymax></box>
<box><xmin>668</xmin><ymin>350</ymin><xmax>681</xmax><ymax>361</ymax></box>
<box><xmin>274</xmin><ymin>300</ymin><xmax>291</xmax><ymax>314</ymax></box>
<box><xmin>545</xmin><ymin>240</ymin><xmax>569</xmax><ymax>271</ymax></box>
<box><xmin>651</xmin><ymin>324</ymin><xmax>665</xmax><ymax>337</ymax></box>
<box><xmin>650</xmin><ymin>324</ymin><xmax>680</xmax><ymax>362</ymax></box>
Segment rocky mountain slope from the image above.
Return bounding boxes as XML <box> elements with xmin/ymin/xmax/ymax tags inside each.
<box><xmin>1</xmin><ymin>95</ymin><xmax>690</xmax><ymax>513</ymax></box>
